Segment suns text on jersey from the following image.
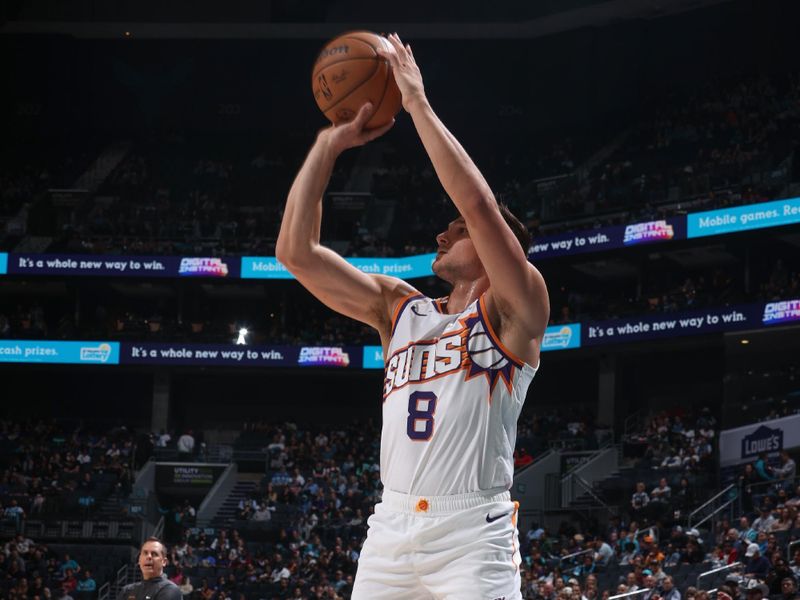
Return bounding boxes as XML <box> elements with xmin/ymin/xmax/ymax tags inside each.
<box><xmin>383</xmin><ymin>330</ymin><xmax>468</xmax><ymax>398</ymax></box>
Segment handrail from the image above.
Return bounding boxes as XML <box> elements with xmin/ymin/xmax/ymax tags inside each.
<box><xmin>152</xmin><ymin>515</ymin><xmax>165</xmax><ymax>540</ymax></box>
<box><xmin>573</xmin><ymin>474</ymin><xmax>618</xmax><ymax>516</ymax></box>
<box><xmin>97</xmin><ymin>581</ymin><xmax>110</xmax><ymax>600</ymax></box>
<box><xmin>560</xmin><ymin>446</ymin><xmax>618</xmax><ymax>482</ymax></box>
<box><xmin>610</xmin><ymin>588</ymin><xmax>652</xmax><ymax>600</ymax></box>
<box><xmin>697</xmin><ymin>562</ymin><xmax>742</xmax><ymax>590</ymax></box>
<box><xmin>559</xmin><ymin>548</ymin><xmax>594</xmax><ymax>564</ymax></box>
<box><xmin>692</xmin><ymin>499</ymin><xmax>734</xmax><ymax>530</ymax></box>
<box><xmin>689</xmin><ymin>484</ymin><xmax>735</xmax><ymax>523</ymax></box>
<box><xmin>740</xmin><ymin>475</ymin><xmax>797</xmax><ymax>494</ymax></box>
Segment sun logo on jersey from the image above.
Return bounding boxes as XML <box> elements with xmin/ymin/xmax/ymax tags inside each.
<box><xmin>462</xmin><ymin>313</ymin><xmax>518</xmax><ymax>394</ymax></box>
<box><xmin>383</xmin><ymin>309</ymin><xmax>520</xmax><ymax>400</ymax></box>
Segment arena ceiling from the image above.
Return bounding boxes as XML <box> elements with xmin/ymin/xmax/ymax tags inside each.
<box><xmin>2</xmin><ymin>0</ymin><xmax>735</xmax><ymax>39</ymax></box>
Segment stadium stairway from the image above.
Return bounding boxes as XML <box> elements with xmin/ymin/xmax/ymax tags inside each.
<box><xmin>206</xmin><ymin>475</ymin><xmax>261</xmax><ymax>529</ymax></box>
<box><xmin>564</xmin><ymin>464</ymin><xmax>638</xmax><ymax>520</ymax></box>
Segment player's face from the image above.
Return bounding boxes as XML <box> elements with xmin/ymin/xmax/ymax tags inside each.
<box><xmin>139</xmin><ymin>541</ymin><xmax>167</xmax><ymax>579</ymax></box>
<box><xmin>432</xmin><ymin>217</ymin><xmax>483</xmax><ymax>281</ymax></box>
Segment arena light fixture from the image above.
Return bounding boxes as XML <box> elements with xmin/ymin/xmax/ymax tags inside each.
<box><xmin>236</xmin><ymin>328</ymin><xmax>249</xmax><ymax>345</ymax></box>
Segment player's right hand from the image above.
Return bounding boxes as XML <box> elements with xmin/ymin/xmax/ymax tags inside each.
<box><xmin>320</xmin><ymin>102</ymin><xmax>394</xmax><ymax>155</ymax></box>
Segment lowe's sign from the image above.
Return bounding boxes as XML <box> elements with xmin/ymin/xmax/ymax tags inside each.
<box><xmin>720</xmin><ymin>414</ymin><xmax>800</xmax><ymax>467</ymax></box>
<box><xmin>741</xmin><ymin>425</ymin><xmax>783</xmax><ymax>459</ymax></box>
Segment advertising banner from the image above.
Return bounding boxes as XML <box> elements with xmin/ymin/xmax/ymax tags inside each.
<box><xmin>529</xmin><ymin>217</ymin><xmax>685</xmax><ymax>259</ymax></box>
<box><xmin>762</xmin><ymin>299</ymin><xmax>800</xmax><ymax>326</ymax></box>
<box><xmin>119</xmin><ymin>342</ymin><xmax>360</xmax><ymax>368</ymax></box>
<box><xmin>241</xmin><ymin>253</ymin><xmax>436</xmax><ymax>280</ymax></box>
<box><xmin>542</xmin><ymin>324</ymin><xmax>582</xmax><ymax>351</ymax></box>
<box><xmin>719</xmin><ymin>414</ymin><xmax>800</xmax><ymax>467</ymax></box>
<box><xmin>0</xmin><ymin>301</ymin><xmax>795</xmax><ymax>368</ymax></box>
<box><xmin>0</xmin><ymin>252</ymin><xmax>6</xmax><ymax>275</ymax></box>
<box><xmin>0</xmin><ymin>340</ymin><xmax>119</xmax><ymax>364</ymax></box>
<box><xmin>6</xmin><ymin>254</ymin><xmax>239</xmax><ymax>278</ymax></box>
<box><xmin>155</xmin><ymin>463</ymin><xmax>227</xmax><ymax>497</ymax></box>
<box><xmin>362</xmin><ymin>345</ymin><xmax>385</xmax><ymax>370</ymax></box>
<box><xmin>582</xmin><ymin>303</ymin><xmax>761</xmax><ymax>346</ymax></box>
<box><xmin>687</xmin><ymin>197</ymin><xmax>800</xmax><ymax>238</ymax></box>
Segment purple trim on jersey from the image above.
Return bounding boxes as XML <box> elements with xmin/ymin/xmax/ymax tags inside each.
<box><xmin>391</xmin><ymin>294</ymin><xmax>426</xmax><ymax>337</ymax></box>
<box><xmin>475</xmin><ymin>297</ymin><xmax>524</xmax><ymax>370</ymax></box>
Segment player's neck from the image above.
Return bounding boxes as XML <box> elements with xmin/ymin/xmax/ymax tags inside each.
<box><xmin>445</xmin><ymin>276</ymin><xmax>489</xmax><ymax>314</ymax></box>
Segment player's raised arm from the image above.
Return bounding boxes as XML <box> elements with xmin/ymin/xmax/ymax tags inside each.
<box><xmin>276</xmin><ymin>103</ymin><xmax>416</xmax><ymax>339</ymax></box>
<box><xmin>377</xmin><ymin>34</ymin><xmax>549</xmax><ymax>357</ymax></box>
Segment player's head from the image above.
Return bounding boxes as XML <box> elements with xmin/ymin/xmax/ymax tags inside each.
<box><xmin>432</xmin><ymin>203</ymin><xmax>530</xmax><ymax>282</ymax></box>
<box><xmin>138</xmin><ymin>536</ymin><xmax>168</xmax><ymax>579</ymax></box>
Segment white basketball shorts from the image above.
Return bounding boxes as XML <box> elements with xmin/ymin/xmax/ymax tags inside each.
<box><xmin>352</xmin><ymin>488</ymin><xmax>522</xmax><ymax>600</ymax></box>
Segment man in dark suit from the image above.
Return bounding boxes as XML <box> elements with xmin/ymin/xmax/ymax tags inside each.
<box><xmin>117</xmin><ymin>537</ymin><xmax>181</xmax><ymax>600</ymax></box>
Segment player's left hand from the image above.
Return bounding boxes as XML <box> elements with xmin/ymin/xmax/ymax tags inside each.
<box><xmin>376</xmin><ymin>33</ymin><xmax>427</xmax><ymax>113</ymax></box>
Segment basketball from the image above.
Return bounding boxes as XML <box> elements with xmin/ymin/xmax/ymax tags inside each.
<box><xmin>311</xmin><ymin>31</ymin><xmax>402</xmax><ymax>129</ymax></box>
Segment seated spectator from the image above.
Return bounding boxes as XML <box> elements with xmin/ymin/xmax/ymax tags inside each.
<box><xmin>594</xmin><ymin>537</ymin><xmax>614</xmax><ymax>568</ymax></box>
<box><xmin>179</xmin><ymin>576</ymin><xmax>194</xmax><ymax>597</ymax></box>
<box><xmin>771</xmin><ymin>507</ymin><xmax>794</xmax><ymax>532</ymax></box>
<box><xmin>778</xmin><ymin>577</ymin><xmax>800</xmax><ymax>600</ymax></box>
<box><xmin>651</xmin><ymin>478</ymin><xmax>672</xmax><ymax>503</ymax></box>
<box><xmin>753</xmin><ymin>506</ymin><xmax>778</xmax><ymax>534</ymax></box>
<box><xmin>59</xmin><ymin>554</ymin><xmax>80</xmax><ymax>577</ymax></box>
<box><xmin>744</xmin><ymin>543</ymin><xmax>771</xmax><ymax>579</ymax></box>
<box><xmin>661</xmin><ymin>576</ymin><xmax>681</xmax><ymax>600</ymax></box>
<box><xmin>631</xmin><ymin>482</ymin><xmax>650</xmax><ymax>517</ymax></box>
<box><xmin>755</xmin><ymin>453</ymin><xmax>774</xmax><ymax>482</ymax></box>
<box><xmin>775</xmin><ymin>451</ymin><xmax>797</xmax><ymax>484</ymax></box>
<box><xmin>75</xmin><ymin>569</ymin><xmax>96</xmax><ymax>594</ymax></box>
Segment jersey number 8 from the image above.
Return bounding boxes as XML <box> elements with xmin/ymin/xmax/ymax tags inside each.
<box><xmin>407</xmin><ymin>391</ymin><xmax>438</xmax><ymax>441</ymax></box>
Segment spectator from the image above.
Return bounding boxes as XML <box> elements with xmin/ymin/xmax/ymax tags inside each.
<box><xmin>651</xmin><ymin>478</ymin><xmax>672</xmax><ymax>504</ymax></box>
<box><xmin>58</xmin><ymin>587</ymin><xmax>75</xmax><ymax>600</ymax></box>
<box><xmin>75</xmin><ymin>570</ymin><xmax>96</xmax><ymax>594</ymax></box>
<box><xmin>755</xmin><ymin>453</ymin><xmax>774</xmax><ymax>482</ymax></box>
<box><xmin>775</xmin><ymin>451</ymin><xmax>797</xmax><ymax>483</ymax></box>
<box><xmin>594</xmin><ymin>537</ymin><xmax>614</xmax><ymax>568</ymax></box>
<box><xmin>179</xmin><ymin>576</ymin><xmax>193</xmax><ymax>597</ymax></box>
<box><xmin>631</xmin><ymin>482</ymin><xmax>650</xmax><ymax>516</ymax></box>
<box><xmin>4</xmin><ymin>499</ymin><xmax>26</xmax><ymax>531</ymax></box>
<box><xmin>661</xmin><ymin>576</ymin><xmax>681</xmax><ymax>600</ymax></box>
<box><xmin>744</xmin><ymin>543</ymin><xmax>771</xmax><ymax>579</ymax></box>
<box><xmin>753</xmin><ymin>507</ymin><xmax>778</xmax><ymax>534</ymax></box>
<box><xmin>745</xmin><ymin>582</ymin><xmax>769</xmax><ymax>600</ymax></box>
<box><xmin>59</xmin><ymin>554</ymin><xmax>80</xmax><ymax>577</ymax></box>
<box><xmin>177</xmin><ymin>430</ymin><xmax>195</xmax><ymax>459</ymax></box>
<box><xmin>778</xmin><ymin>577</ymin><xmax>800</xmax><ymax>600</ymax></box>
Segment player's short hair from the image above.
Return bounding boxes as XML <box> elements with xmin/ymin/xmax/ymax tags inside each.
<box><xmin>498</xmin><ymin>203</ymin><xmax>531</xmax><ymax>255</ymax></box>
<box><xmin>140</xmin><ymin>536</ymin><xmax>168</xmax><ymax>558</ymax></box>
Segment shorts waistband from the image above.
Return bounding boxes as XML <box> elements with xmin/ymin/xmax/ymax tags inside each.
<box><xmin>379</xmin><ymin>488</ymin><xmax>511</xmax><ymax>515</ymax></box>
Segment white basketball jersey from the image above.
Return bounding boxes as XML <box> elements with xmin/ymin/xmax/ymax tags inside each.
<box><xmin>380</xmin><ymin>292</ymin><xmax>538</xmax><ymax>496</ymax></box>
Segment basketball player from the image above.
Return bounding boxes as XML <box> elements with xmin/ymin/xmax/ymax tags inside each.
<box><xmin>277</xmin><ymin>33</ymin><xmax>549</xmax><ymax>600</ymax></box>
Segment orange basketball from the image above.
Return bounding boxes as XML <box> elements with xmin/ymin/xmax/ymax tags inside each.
<box><xmin>311</xmin><ymin>31</ymin><xmax>402</xmax><ymax>129</ymax></box>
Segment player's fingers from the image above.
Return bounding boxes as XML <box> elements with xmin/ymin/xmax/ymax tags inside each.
<box><xmin>375</xmin><ymin>38</ymin><xmax>398</xmax><ymax>65</ymax></box>
<box><xmin>387</xmin><ymin>33</ymin><xmax>407</xmax><ymax>58</ymax></box>
<box><xmin>348</xmin><ymin>102</ymin><xmax>373</xmax><ymax>129</ymax></box>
